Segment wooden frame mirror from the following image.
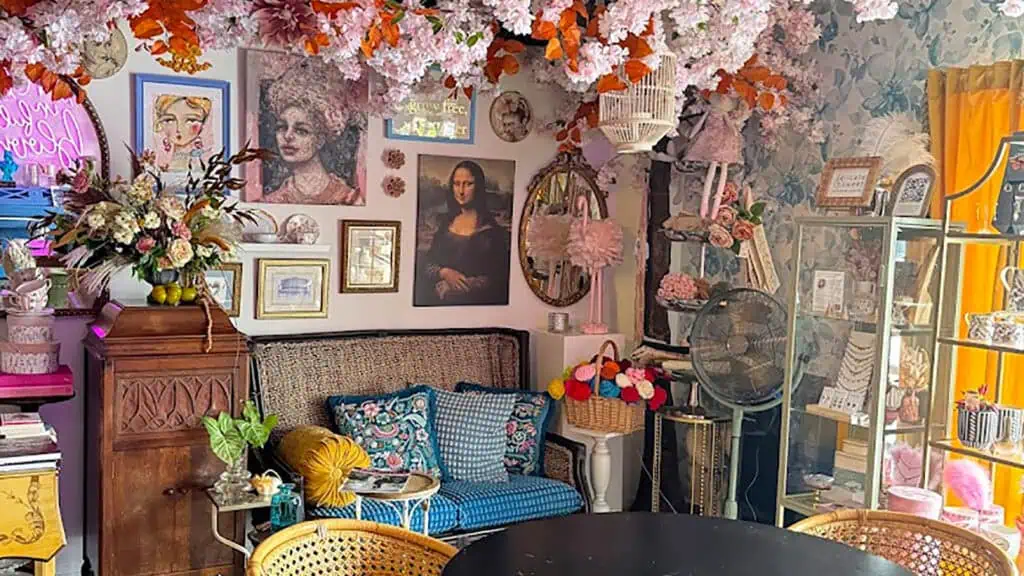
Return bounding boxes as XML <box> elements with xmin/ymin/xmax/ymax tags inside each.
<box><xmin>519</xmin><ymin>150</ymin><xmax>608</xmax><ymax>307</ymax></box>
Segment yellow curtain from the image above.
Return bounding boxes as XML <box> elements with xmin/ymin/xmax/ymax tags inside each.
<box><xmin>928</xmin><ymin>61</ymin><xmax>1024</xmax><ymax>524</ymax></box>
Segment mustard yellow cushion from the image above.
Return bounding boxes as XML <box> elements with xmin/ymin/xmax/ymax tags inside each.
<box><xmin>277</xmin><ymin>425</ymin><xmax>370</xmax><ymax>508</ymax></box>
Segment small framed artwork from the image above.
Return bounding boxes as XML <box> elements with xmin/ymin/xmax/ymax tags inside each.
<box><xmin>816</xmin><ymin>157</ymin><xmax>882</xmax><ymax>208</ymax></box>
<box><xmin>811</xmin><ymin>270</ymin><xmax>846</xmax><ymax>317</ymax></box>
<box><xmin>133</xmin><ymin>74</ymin><xmax>230</xmax><ymax>185</ymax></box>
<box><xmin>490</xmin><ymin>91</ymin><xmax>532</xmax><ymax>143</ymax></box>
<box><xmin>256</xmin><ymin>259</ymin><xmax>329</xmax><ymax>319</ymax></box>
<box><xmin>888</xmin><ymin>164</ymin><xmax>937</xmax><ymax>217</ymax></box>
<box><xmin>205</xmin><ymin>262</ymin><xmax>242</xmax><ymax>317</ymax></box>
<box><xmin>385</xmin><ymin>68</ymin><xmax>475</xmax><ymax>144</ymax></box>
<box><xmin>340</xmin><ymin>220</ymin><xmax>401</xmax><ymax>293</ymax></box>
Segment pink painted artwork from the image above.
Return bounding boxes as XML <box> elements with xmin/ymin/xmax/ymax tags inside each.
<box><xmin>151</xmin><ymin>94</ymin><xmax>214</xmax><ymax>173</ymax></box>
<box><xmin>0</xmin><ymin>84</ymin><xmax>105</xmax><ymax>176</ymax></box>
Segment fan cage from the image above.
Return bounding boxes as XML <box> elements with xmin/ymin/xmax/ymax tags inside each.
<box><xmin>598</xmin><ymin>53</ymin><xmax>677</xmax><ymax>154</ymax></box>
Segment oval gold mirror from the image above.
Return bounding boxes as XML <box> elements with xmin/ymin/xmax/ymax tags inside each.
<box><xmin>519</xmin><ymin>150</ymin><xmax>608</xmax><ymax>307</ymax></box>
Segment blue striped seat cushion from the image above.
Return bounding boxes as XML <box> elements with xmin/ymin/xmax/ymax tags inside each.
<box><xmin>308</xmin><ymin>492</ymin><xmax>459</xmax><ymax>534</ymax></box>
<box><xmin>439</xmin><ymin>475</ymin><xmax>583</xmax><ymax>531</ymax></box>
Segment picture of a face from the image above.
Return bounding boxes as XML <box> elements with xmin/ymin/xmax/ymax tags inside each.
<box><xmin>275</xmin><ymin>106</ymin><xmax>323</xmax><ymax>164</ymax></box>
<box><xmin>152</xmin><ymin>95</ymin><xmax>213</xmax><ymax>172</ymax></box>
<box><xmin>452</xmin><ymin>167</ymin><xmax>476</xmax><ymax>206</ymax></box>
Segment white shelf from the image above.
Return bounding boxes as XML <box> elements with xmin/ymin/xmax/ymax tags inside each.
<box><xmin>239</xmin><ymin>243</ymin><xmax>331</xmax><ymax>255</ymax></box>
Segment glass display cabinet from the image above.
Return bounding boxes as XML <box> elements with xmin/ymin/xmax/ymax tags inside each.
<box><xmin>776</xmin><ymin>216</ymin><xmax>962</xmax><ymax>525</ymax></box>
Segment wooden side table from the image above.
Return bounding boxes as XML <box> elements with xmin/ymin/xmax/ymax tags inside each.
<box><xmin>563</xmin><ymin>423</ymin><xmax>625</xmax><ymax>513</ymax></box>
<box><xmin>206</xmin><ymin>489</ymin><xmax>273</xmax><ymax>561</ymax></box>
<box><xmin>0</xmin><ymin>468</ymin><xmax>65</xmax><ymax>576</ymax></box>
<box><xmin>354</xmin><ymin>472</ymin><xmax>440</xmax><ymax>535</ymax></box>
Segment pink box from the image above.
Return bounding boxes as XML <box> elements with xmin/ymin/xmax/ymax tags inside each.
<box><xmin>0</xmin><ymin>365</ymin><xmax>72</xmax><ymax>399</ymax></box>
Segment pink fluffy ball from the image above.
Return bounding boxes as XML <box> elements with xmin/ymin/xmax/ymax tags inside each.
<box><xmin>567</xmin><ymin>218</ymin><xmax>623</xmax><ymax>269</ymax></box>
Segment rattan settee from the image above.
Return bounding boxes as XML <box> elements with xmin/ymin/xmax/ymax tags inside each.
<box><xmin>249</xmin><ymin>328</ymin><xmax>590</xmax><ymax>543</ymax></box>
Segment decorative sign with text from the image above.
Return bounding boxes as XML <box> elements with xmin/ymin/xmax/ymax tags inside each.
<box><xmin>0</xmin><ymin>84</ymin><xmax>107</xmax><ymax>180</ymax></box>
<box><xmin>384</xmin><ymin>73</ymin><xmax>475</xmax><ymax>144</ymax></box>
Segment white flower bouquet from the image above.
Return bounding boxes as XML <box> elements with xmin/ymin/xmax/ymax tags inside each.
<box><xmin>33</xmin><ymin>146</ymin><xmax>268</xmax><ymax>297</ymax></box>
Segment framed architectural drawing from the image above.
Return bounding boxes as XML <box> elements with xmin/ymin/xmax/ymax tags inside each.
<box><xmin>256</xmin><ymin>258</ymin><xmax>329</xmax><ymax>318</ymax></box>
<box><xmin>340</xmin><ymin>220</ymin><xmax>400</xmax><ymax>293</ymax></box>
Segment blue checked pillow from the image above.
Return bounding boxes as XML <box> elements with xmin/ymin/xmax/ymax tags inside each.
<box><xmin>455</xmin><ymin>382</ymin><xmax>553</xmax><ymax>476</ymax></box>
<box><xmin>326</xmin><ymin>385</ymin><xmax>442</xmax><ymax>477</ymax></box>
<box><xmin>433</xmin><ymin>387</ymin><xmax>515</xmax><ymax>482</ymax></box>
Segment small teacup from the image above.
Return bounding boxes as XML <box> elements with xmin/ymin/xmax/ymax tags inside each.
<box><xmin>15</xmin><ymin>278</ymin><xmax>51</xmax><ymax>311</ymax></box>
<box><xmin>993</xmin><ymin>313</ymin><xmax>1024</xmax><ymax>348</ymax></box>
<box><xmin>967</xmin><ymin>313</ymin><xmax>995</xmax><ymax>343</ymax></box>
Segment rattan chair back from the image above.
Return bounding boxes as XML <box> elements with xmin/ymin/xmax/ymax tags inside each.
<box><xmin>247</xmin><ymin>519</ymin><xmax>459</xmax><ymax>576</ymax></box>
<box><xmin>790</xmin><ymin>509</ymin><xmax>1017</xmax><ymax>576</ymax></box>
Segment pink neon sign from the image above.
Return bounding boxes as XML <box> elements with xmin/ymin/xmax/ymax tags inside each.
<box><xmin>0</xmin><ymin>84</ymin><xmax>103</xmax><ymax>173</ymax></box>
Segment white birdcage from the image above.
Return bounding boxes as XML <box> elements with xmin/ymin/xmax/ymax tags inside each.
<box><xmin>598</xmin><ymin>53</ymin><xmax>677</xmax><ymax>154</ymax></box>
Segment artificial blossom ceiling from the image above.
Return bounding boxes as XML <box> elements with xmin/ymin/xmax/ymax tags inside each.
<box><xmin>1</xmin><ymin>0</ymin><xmax>1018</xmax><ymax>150</ymax></box>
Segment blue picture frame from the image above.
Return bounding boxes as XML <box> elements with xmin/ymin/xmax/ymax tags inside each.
<box><xmin>132</xmin><ymin>73</ymin><xmax>231</xmax><ymax>175</ymax></box>
<box><xmin>384</xmin><ymin>90</ymin><xmax>476</xmax><ymax>145</ymax></box>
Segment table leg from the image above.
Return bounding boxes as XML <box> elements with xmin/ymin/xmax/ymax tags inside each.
<box><xmin>591</xmin><ymin>436</ymin><xmax>613</xmax><ymax>513</ymax></box>
<box><xmin>401</xmin><ymin>500</ymin><xmax>412</xmax><ymax>530</ymax></box>
<box><xmin>33</xmin><ymin>559</ymin><xmax>55</xmax><ymax>576</ymax></box>
<box><xmin>355</xmin><ymin>496</ymin><xmax>363</xmax><ymax>521</ymax></box>
<box><xmin>210</xmin><ymin>502</ymin><xmax>250</xmax><ymax>560</ymax></box>
<box><xmin>422</xmin><ymin>498</ymin><xmax>431</xmax><ymax>536</ymax></box>
<box><xmin>652</xmin><ymin>413</ymin><xmax>663</xmax><ymax>513</ymax></box>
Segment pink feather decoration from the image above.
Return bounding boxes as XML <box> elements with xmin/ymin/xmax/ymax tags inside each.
<box><xmin>943</xmin><ymin>459</ymin><xmax>992</xmax><ymax>511</ymax></box>
<box><xmin>526</xmin><ymin>214</ymin><xmax>571</xmax><ymax>261</ymax></box>
<box><xmin>567</xmin><ymin>218</ymin><xmax>623</xmax><ymax>270</ymax></box>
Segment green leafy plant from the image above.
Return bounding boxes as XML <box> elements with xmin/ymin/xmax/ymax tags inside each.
<box><xmin>202</xmin><ymin>401</ymin><xmax>278</xmax><ymax>465</ymax></box>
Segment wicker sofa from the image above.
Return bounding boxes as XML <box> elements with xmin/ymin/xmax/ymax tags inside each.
<box><xmin>249</xmin><ymin>327</ymin><xmax>590</xmax><ymax>542</ymax></box>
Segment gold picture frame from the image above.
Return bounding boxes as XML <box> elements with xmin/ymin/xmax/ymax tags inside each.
<box><xmin>816</xmin><ymin>156</ymin><xmax>882</xmax><ymax>208</ymax></box>
<box><xmin>256</xmin><ymin>258</ymin><xmax>330</xmax><ymax>319</ymax></box>
<box><xmin>340</xmin><ymin>220</ymin><xmax>401</xmax><ymax>294</ymax></box>
<box><xmin>205</xmin><ymin>262</ymin><xmax>242</xmax><ymax>317</ymax></box>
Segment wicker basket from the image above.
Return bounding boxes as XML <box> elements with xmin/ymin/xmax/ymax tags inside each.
<box><xmin>790</xmin><ymin>509</ymin><xmax>1017</xmax><ymax>576</ymax></box>
<box><xmin>564</xmin><ymin>340</ymin><xmax>645</xmax><ymax>434</ymax></box>
<box><xmin>247</xmin><ymin>519</ymin><xmax>457</xmax><ymax>576</ymax></box>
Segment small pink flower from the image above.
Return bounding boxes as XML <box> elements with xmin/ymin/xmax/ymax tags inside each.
<box><xmin>707</xmin><ymin>223</ymin><xmax>734</xmax><ymax>248</ymax></box>
<box><xmin>172</xmin><ymin>221</ymin><xmax>192</xmax><ymax>241</ymax></box>
<box><xmin>383</xmin><ymin>175</ymin><xmax>406</xmax><ymax>198</ymax></box>
<box><xmin>721</xmin><ymin>182</ymin><xmax>740</xmax><ymax>205</ymax></box>
<box><xmin>716</xmin><ymin>206</ymin><xmax>737</xmax><ymax>228</ymax></box>
<box><xmin>361</xmin><ymin>402</ymin><xmax>381</xmax><ymax>418</ymax></box>
<box><xmin>252</xmin><ymin>0</ymin><xmax>318</xmax><ymax>47</ymax></box>
<box><xmin>135</xmin><ymin>236</ymin><xmax>155</xmax><ymax>253</ymax></box>
<box><xmin>732</xmin><ymin>220</ymin><xmax>755</xmax><ymax>241</ymax></box>
<box><xmin>382</xmin><ymin>148</ymin><xmax>406</xmax><ymax>170</ymax></box>
<box><xmin>506</xmin><ymin>421</ymin><xmax>517</xmax><ymax>435</ymax></box>
<box><xmin>71</xmin><ymin>169</ymin><xmax>89</xmax><ymax>193</ymax></box>
<box><xmin>385</xmin><ymin>452</ymin><xmax>404</xmax><ymax>470</ymax></box>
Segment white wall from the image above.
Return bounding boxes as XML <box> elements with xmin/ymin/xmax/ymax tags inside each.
<box><xmin>27</xmin><ymin>33</ymin><xmax>630</xmax><ymax>576</ymax></box>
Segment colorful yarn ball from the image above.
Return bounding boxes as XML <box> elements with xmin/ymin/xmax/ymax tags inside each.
<box><xmin>649</xmin><ymin>386</ymin><xmax>668</xmax><ymax>411</ymax></box>
<box><xmin>600</xmin><ymin>361</ymin><xmax>620</xmax><ymax>380</ymax></box>
<box><xmin>565</xmin><ymin>378</ymin><xmax>592</xmax><ymax>401</ymax></box>
<box><xmin>547</xmin><ymin>378</ymin><xmax>565</xmax><ymax>400</ymax></box>
<box><xmin>598</xmin><ymin>379</ymin><xmax>620</xmax><ymax>398</ymax></box>
<box><xmin>574</xmin><ymin>364</ymin><xmax>597</xmax><ymax>383</ymax></box>
<box><xmin>620</xmin><ymin>386</ymin><xmax>641</xmax><ymax>404</ymax></box>
<box><xmin>614</xmin><ymin>373</ymin><xmax>632</xmax><ymax>388</ymax></box>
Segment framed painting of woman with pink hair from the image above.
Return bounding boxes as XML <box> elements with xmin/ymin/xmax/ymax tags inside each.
<box><xmin>133</xmin><ymin>74</ymin><xmax>229</xmax><ymax>185</ymax></box>
<box><xmin>244</xmin><ymin>50</ymin><xmax>368</xmax><ymax>206</ymax></box>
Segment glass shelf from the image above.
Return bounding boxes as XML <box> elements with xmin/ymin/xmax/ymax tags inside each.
<box><xmin>792</xmin><ymin>405</ymin><xmax>936</xmax><ymax>436</ymax></box>
<box><xmin>937</xmin><ymin>336</ymin><xmax>1024</xmax><ymax>355</ymax></box>
<box><xmin>928</xmin><ymin>439</ymin><xmax>1024</xmax><ymax>471</ymax></box>
<box><xmin>781</xmin><ymin>492</ymin><xmax>861</xmax><ymax>517</ymax></box>
<box><xmin>944</xmin><ymin>231</ymin><xmax>1023</xmax><ymax>246</ymax></box>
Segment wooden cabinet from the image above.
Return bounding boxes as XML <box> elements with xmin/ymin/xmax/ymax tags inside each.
<box><xmin>84</xmin><ymin>302</ymin><xmax>249</xmax><ymax>576</ymax></box>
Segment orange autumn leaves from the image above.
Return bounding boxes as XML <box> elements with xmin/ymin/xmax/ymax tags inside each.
<box><xmin>713</xmin><ymin>55</ymin><xmax>788</xmax><ymax>112</ymax></box>
<box><xmin>130</xmin><ymin>0</ymin><xmax>212</xmax><ymax>73</ymax></box>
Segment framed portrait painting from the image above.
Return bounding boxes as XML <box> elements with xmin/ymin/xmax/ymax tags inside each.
<box><xmin>340</xmin><ymin>220</ymin><xmax>400</xmax><ymax>293</ymax></box>
<box><xmin>205</xmin><ymin>262</ymin><xmax>242</xmax><ymax>317</ymax></box>
<box><xmin>244</xmin><ymin>50</ymin><xmax>368</xmax><ymax>206</ymax></box>
<box><xmin>256</xmin><ymin>259</ymin><xmax>329</xmax><ymax>319</ymax></box>
<box><xmin>413</xmin><ymin>155</ymin><xmax>514</xmax><ymax>307</ymax></box>
<box><xmin>133</xmin><ymin>74</ymin><xmax>229</xmax><ymax>184</ymax></box>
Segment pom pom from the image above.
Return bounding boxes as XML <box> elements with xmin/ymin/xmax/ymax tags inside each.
<box><xmin>619</xmin><ymin>359</ymin><xmax>632</xmax><ymax>371</ymax></box>
<box><xmin>600</xmin><ymin>361</ymin><xmax>620</xmax><ymax>380</ymax></box>
<box><xmin>649</xmin><ymin>386</ymin><xmax>668</xmax><ymax>411</ymax></box>
<box><xmin>526</xmin><ymin>214</ymin><xmax>572</xmax><ymax>261</ymax></box>
<box><xmin>636</xmin><ymin>379</ymin><xmax>655</xmax><ymax>400</ymax></box>
<box><xmin>566</xmin><ymin>378</ymin><xmax>592</xmax><ymax>401</ymax></box>
<box><xmin>644</xmin><ymin>367</ymin><xmax>657</xmax><ymax>382</ymax></box>
<box><xmin>620</xmin><ymin>386</ymin><xmax>641</xmax><ymax>404</ymax></box>
<box><xmin>943</xmin><ymin>459</ymin><xmax>992</xmax><ymax>511</ymax></box>
<box><xmin>598</xmin><ymin>379</ymin><xmax>620</xmax><ymax>398</ymax></box>
<box><xmin>615</xmin><ymin>373</ymin><xmax>632</xmax><ymax>388</ymax></box>
<box><xmin>574</xmin><ymin>364</ymin><xmax>596</xmax><ymax>383</ymax></box>
<box><xmin>567</xmin><ymin>218</ymin><xmax>623</xmax><ymax>269</ymax></box>
<box><xmin>547</xmin><ymin>379</ymin><xmax>565</xmax><ymax>400</ymax></box>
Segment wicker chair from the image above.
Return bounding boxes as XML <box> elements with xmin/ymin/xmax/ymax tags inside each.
<box><xmin>247</xmin><ymin>519</ymin><xmax>459</xmax><ymax>576</ymax></box>
<box><xmin>790</xmin><ymin>509</ymin><xmax>1018</xmax><ymax>576</ymax></box>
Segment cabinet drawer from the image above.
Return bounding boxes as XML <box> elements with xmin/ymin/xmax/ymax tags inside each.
<box><xmin>112</xmin><ymin>355</ymin><xmax>243</xmax><ymax>449</ymax></box>
<box><xmin>107</xmin><ymin>445</ymin><xmax>239</xmax><ymax>576</ymax></box>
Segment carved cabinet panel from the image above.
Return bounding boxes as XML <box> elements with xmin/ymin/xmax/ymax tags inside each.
<box><xmin>116</xmin><ymin>371</ymin><xmax>234</xmax><ymax>435</ymax></box>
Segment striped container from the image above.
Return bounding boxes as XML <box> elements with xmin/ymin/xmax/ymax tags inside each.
<box><xmin>0</xmin><ymin>341</ymin><xmax>60</xmax><ymax>374</ymax></box>
<box><xmin>6</xmin><ymin>309</ymin><xmax>55</xmax><ymax>344</ymax></box>
<box><xmin>957</xmin><ymin>406</ymin><xmax>998</xmax><ymax>450</ymax></box>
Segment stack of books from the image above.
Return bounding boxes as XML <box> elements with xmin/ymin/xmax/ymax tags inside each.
<box><xmin>0</xmin><ymin>412</ymin><xmax>59</xmax><ymax>473</ymax></box>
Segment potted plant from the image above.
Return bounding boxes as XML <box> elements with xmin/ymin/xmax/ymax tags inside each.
<box><xmin>202</xmin><ymin>400</ymin><xmax>278</xmax><ymax>496</ymax></box>
<box><xmin>957</xmin><ymin>388</ymin><xmax>998</xmax><ymax>450</ymax></box>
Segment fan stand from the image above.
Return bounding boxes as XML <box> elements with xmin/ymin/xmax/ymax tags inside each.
<box><xmin>724</xmin><ymin>408</ymin><xmax>744</xmax><ymax>519</ymax></box>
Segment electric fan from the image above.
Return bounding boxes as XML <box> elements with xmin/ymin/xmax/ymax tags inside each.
<box><xmin>689</xmin><ymin>288</ymin><xmax>788</xmax><ymax>519</ymax></box>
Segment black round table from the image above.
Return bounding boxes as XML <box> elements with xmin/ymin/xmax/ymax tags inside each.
<box><xmin>442</xmin><ymin>513</ymin><xmax>912</xmax><ymax>576</ymax></box>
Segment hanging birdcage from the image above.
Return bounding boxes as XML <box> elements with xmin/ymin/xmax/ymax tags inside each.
<box><xmin>598</xmin><ymin>53</ymin><xmax>677</xmax><ymax>154</ymax></box>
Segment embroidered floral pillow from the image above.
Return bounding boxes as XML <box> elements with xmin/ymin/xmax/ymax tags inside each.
<box><xmin>455</xmin><ymin>382</ymin><xmax>553</xmax><ymax>476</ymax></box>
<box><xmin>326</xmin><ymin>385</ymin><xmax>442</xmax><ymax>477</ymax></box>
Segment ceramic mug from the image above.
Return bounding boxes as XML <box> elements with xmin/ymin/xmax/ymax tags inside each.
<box><xmin>993</xmin><ymin>313</ymin><xmax>1024</xmax><ymax>348</ymax></box>
<box><xmin>7</xmin><ymin>278</ymin><xmax>51</xmax><ymax>311</ymax></box>
<box><xmin>1003</xmin><ymin>266</ymin><xmax>1024</xmax><ymax>312</ymax></box>
<box><xmin>967</xmin><ymin>313</ymin><xmax>996</xmax><ymax>343</ymax></box>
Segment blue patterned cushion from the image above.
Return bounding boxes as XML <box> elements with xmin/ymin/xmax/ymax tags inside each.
<box><xmin>455</xmin><ymin>382</ymin><xmax>553</xmax><ymax>476</ymax></box>
<box><xmin>326</xmin><ymin>385</ymin><xmax>442</xmax><ymax>477</ymax></box>
<box><xmin>440</xmin><ymin>475</ymin><xmax>583</xmax><ymax>530</ymax></box>
<box><xmin>433</xmin><ymin>388</ymin><xmax>515</xmax><ymax>482</ymax></box>
<box><xmin>308</xmin><ymin>492</ymin><xmax>459</xmax><ymax>534</ymax></box>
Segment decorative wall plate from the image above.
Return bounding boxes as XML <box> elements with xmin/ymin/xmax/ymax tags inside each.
<box><xmin>282</xmin><ymin>213</ymin><xmax>320</xmax><ymax>244</ymax></box>
<box><xmin>82</xmin><ymin>28</ymin><xmax>128</xmax><ymax>80</ymax></box>
<box><xmin>490</xmin><ymin>91</ymin><xmax>532</xmax><ymax>143</ymax></box>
